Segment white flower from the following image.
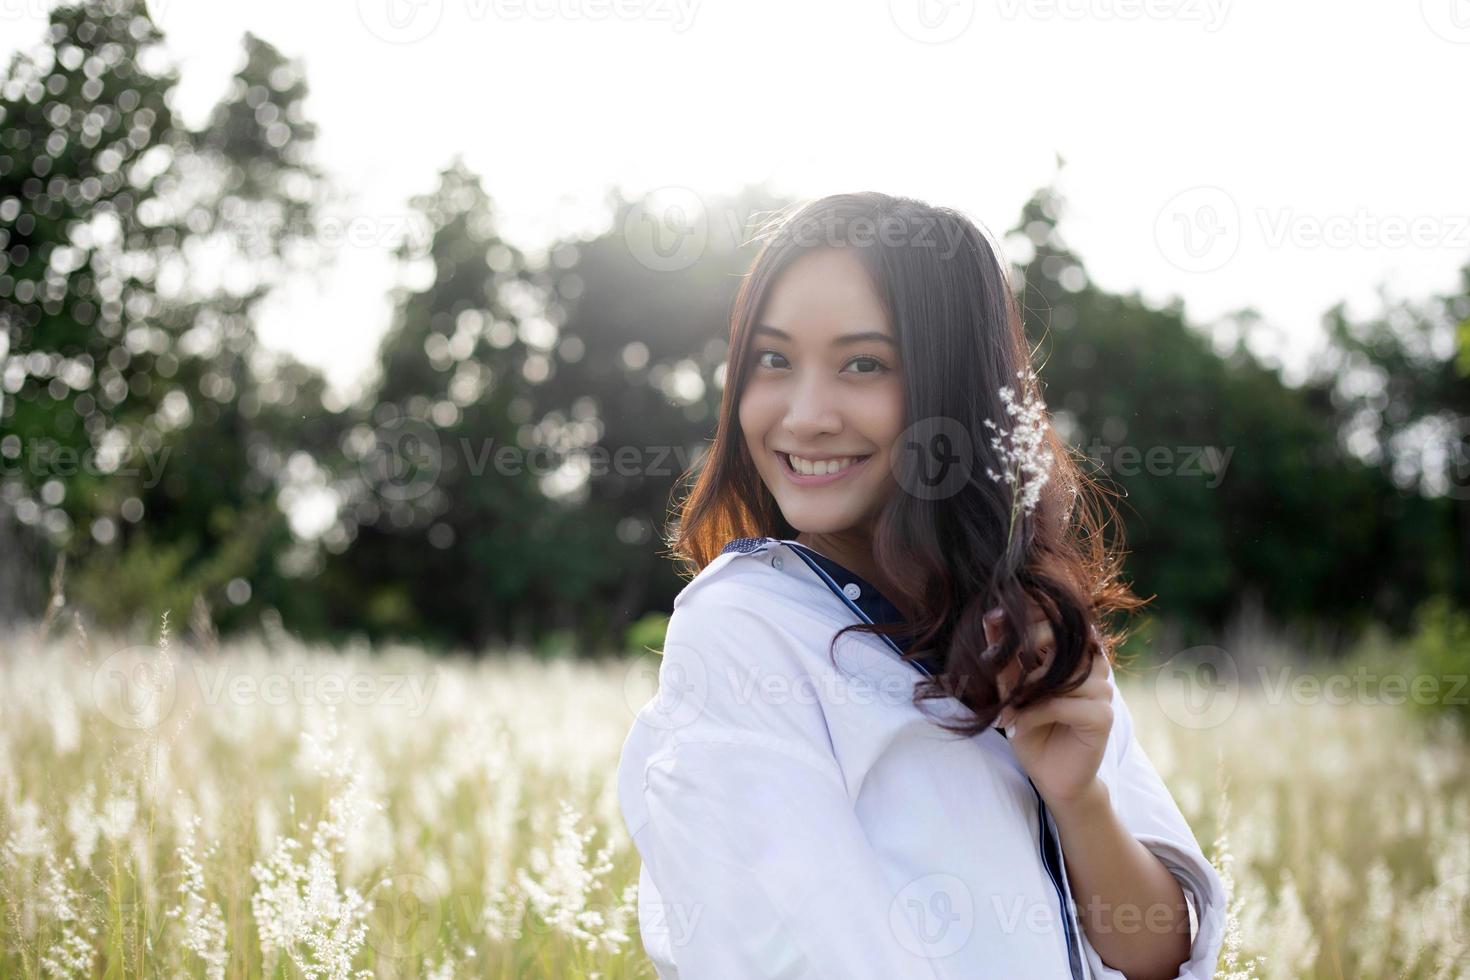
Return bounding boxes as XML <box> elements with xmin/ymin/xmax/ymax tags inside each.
<box><xmin>515</xmin><ymin>800</ymin><xmax>633</xmax><ymax>954</ymax></box>
<box><xmin>250</xmin><ymin>721</ymin><xmax>379</xmax><ymax>980</ymax></box>
<box><xmin>97</xmin><ymin>792</ymin><xmax>137</xmax><ymax>843</ymax></box>
<box><xmin>1211</xmin><ymin>768</ymin><xmax>1267</xmax><ymax>980</ymax></box>
<box><xmin>4</xmin><ymin>798</ymin><xmax>51</xmax><ymax>860</ymax></box>
<box><xmin>167</xmin><ymin>814</ymin><xmax>229</xmax><ymax>980</ymax></box>
<box><xmin>983</xmin><ymin>369</ymin><xmax>1056</xmax><ymax>552</ymax></box>
<box><xmin>64</xmin><ymin>785</ymin><xmax>100</xmax><ymax>867</ymax></box>
<box><xmin>38</xmin><ymin>853</ymin><xmax>97</xmax><ymax>978</ymax></box>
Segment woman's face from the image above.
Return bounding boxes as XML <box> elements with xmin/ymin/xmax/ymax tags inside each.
<box><xmin>738</xmin><ymin>247</ymin><xmax>906</xmax><ymax>537</ymax></box>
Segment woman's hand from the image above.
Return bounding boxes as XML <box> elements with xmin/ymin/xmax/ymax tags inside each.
<box><xmin>986</xmin><ymin>603</ymin><xmax>1114</xmax><ymax>807</ymax></box>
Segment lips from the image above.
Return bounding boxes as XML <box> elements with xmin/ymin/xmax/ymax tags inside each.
<box><xmin>776</xmin><ymin>450</ymin><xmax>873</xmax><ymax>484</ymax></box>
<box><xmin>782</xmin><ymin>452</ymin><xmax>866</xmax><ymax>476</ymax></box>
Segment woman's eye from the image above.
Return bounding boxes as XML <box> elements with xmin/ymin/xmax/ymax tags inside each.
<box><xmin>844</xmin><ymin>356</ymin><xmax>888</xmax><ymax>375</ymax></box>
<box><xmin>753</xmin><ymin>350</ymin><xmax>888</xmax><ymax>374</ymax></box>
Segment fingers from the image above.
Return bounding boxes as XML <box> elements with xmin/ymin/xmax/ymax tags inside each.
<box><xmin>1009</xmin><ymin>694</ymin><xmax>1114</xmax><ymax>737</ymax></box>
<box><xmin>983</xmin><ymin>607</ymin><xmax>1004</xmax><ymax>648</ymax></box>
<box><xmin>983</xmin><ymin>608</ymin><xmax>1054</xmax><ymax>668</ymax></box>
<box><xmin>985</xmin><ymin>606</ymin><xmax>1110</xmax><ymax>710</ymax></box>
<box><xmin>983</xmin><ymin>597</ymin><xmax>1049</xmax><ymax>647</ymax></box>
<box><xmin>1004</xmin><ymin>653</ymin><xmax>1099</xmax><ymax>700</ymax></box>
<box><xmin>988</xmin><ymin>610</ymin><xmax>1104</xmax><ymax>666</ymax></box>
<box><xmin>1004</xmin><ymin>620</ymin><xmax>1058</xmax><ymax>683</ymax></box>
<box><xmin>1052</xmin><ymin>674</ymin><xmax>1112</xmax><ymax>702</ymax></box>
<box><xmin>984</xmin><ymin>642</ymin><xmax>1021</xmax><ymax>700</ymax></box>
<box><xmin>995</xmin><ymin>648</ymin><xmax>1108</xmax><ymax>712</ymax></box>
<box><xmin>998</xmin><ymin>657</ymin><xmax>1114</xmax><ymax>726</ymax></box>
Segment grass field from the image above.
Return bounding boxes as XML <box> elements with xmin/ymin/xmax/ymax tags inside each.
<box><xmin>1</xmin><ymin>613</ymin><xmax>1467</xmax><ymax>979</ymax></box>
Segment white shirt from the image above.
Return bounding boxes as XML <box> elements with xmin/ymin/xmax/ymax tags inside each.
<box><xmin>617</xmin><ymin>536</ymin><xmax>1226</xmax><ymax>979</ymax></box>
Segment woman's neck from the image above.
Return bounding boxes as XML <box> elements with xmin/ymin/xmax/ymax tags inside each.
<box><xmin>794</xmin><ymin>529</ymin><xmax>914</xmax><ymax>618</ymax></box>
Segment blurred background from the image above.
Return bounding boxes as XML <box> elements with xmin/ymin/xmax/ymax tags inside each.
<box><xmin>1</xmin><ymin>1</ymin><xmax>1468</xmax><ymax>978</ymax></box>
<box><xmin>1</xmin><ymin>0</ymin><xmax>1466</xmax><ymax>655</ymax></box>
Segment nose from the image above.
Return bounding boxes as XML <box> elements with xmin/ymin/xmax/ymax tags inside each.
<box><xmin>782</xmin><ymin>372</ymin><xmax>842</xmax><ymax>441</ymax></box>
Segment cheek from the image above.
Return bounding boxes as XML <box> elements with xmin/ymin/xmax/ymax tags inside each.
<box><xmin>737</xmin><ymin>399</ymin><xmax>755</xmax><ymax>447</ymax></box>
<box><xmin>862</xmin><ymin>384</ymin><xmax>907</xmax><ymax>459</ymax></box>
<box><xmin>737</xmin><ymin>391</ymin><xmax>771</xmax><ymax>457</ymax></box>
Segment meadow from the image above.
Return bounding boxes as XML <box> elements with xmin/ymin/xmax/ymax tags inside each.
<box><xmin>1</xmin><ymin>610</ymin><xmax>1467</xmax><ymax>979</ymax></box>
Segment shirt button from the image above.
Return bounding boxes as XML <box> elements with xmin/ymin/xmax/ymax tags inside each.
<box><xmin>843</xmin><ymin>582</ymin><xmax>861</xmax><ymax>600</ymax></box>
<box><xmin>771</xmin><ymin>555</ymin><xmax>783</xmax><ymax>569</ymax></box>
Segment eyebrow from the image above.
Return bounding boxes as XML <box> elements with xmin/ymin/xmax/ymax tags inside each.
<box><xmin>753</xmin><ymin>324</ymin><xmax>897</xmax><ymax>347</ymax></box>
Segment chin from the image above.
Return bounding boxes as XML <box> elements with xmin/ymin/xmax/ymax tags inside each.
<box><xmin>775</xmin><ymin>503</ymin><xmax>868</xmax><ymax>536</ymax></box>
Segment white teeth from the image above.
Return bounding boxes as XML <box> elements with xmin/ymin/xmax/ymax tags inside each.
<box><xmin>787</xmin><ymin>453</ymin><xmax>860</xmax><ymax>476</ymax></box>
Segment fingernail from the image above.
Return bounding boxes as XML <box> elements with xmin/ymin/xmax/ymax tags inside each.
<box><xmin>985</xmin><ymin>607</ymin><xmax>1004</xmax><ymax>623</ymax></box>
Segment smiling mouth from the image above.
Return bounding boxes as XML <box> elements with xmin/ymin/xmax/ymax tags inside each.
<box><xmin>777</xmin><ymin>451</ymin><xmax>873</xmax><ymax>482</ymax></box>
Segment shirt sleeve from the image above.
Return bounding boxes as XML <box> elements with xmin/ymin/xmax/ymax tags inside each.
<box><xmin>619</xmin><ymin>583</ymin><xmax>948</xmax><ymax>980</ymax></box>
<box><xmin>1074</xmin><ymin>660</ymin><xmax>1228</xmax><ymax>980</ymax></box>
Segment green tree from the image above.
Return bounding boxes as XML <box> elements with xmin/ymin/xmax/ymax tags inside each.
<box><xmin>535</xmin><ymin>185</ymin><xmax>785</xmax><ymax>647</ymax></box>
<box><xmin>0</xmin><ymin>1</ymin><xmax>332</xmax><ymax>634</ymax></box>
<box><xmin>316</xmin><ymin>159</ymin><xmax>557</xmax><ymax>648</ymax></box>
<box><xmin>1010</xmin><ymin>173</ymin><xmax>1440</xmax><ymax>640</ymax></box>
<box><xmin>1316</xmin><ymin>260</ymin><xmax>1470</xmax><ymax>608</ymax></box>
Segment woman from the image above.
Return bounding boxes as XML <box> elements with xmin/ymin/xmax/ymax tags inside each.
<box><xmin>616</xmin><ymin>192</ymin><xmax>1225</xmax><ymax>979</ymax></box>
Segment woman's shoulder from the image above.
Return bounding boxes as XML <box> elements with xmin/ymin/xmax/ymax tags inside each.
<box><xmin>618</xmin><ymin>537</ymin><xmax>849</xmax><ymax>830</ymax></box>
<box><xmin>667</xmin><ymin>538</ymin><xmax>796</xmax><ymax>655</ymax></box>
<box><xmin>670</xmin><ymin>537</ymin><xmax>853</xmax><ymax>650</ymax></box>
<box><xmin>646</xmin><ymin>538</ymin><xmax>881</xmax><ymax>741</ymax></box>
<box><xmin>672</xmin><ymin>535</ymin><xmax>796</xmax><ymax>612</ymax></box>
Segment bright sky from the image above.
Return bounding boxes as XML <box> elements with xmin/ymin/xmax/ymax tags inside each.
<box><xmin>6</xmin><ymin>0</ymin><xmax>1468</xmax><ymax>398</ymax></box>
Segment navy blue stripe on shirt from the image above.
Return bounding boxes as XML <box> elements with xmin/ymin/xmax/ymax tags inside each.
<box><xmin>780</xmin><ymin>540</ymin><xmax>945</xmax><ymax>677</ymax></box>
<box><xmin>1033</xmin><ymin>780</ymin><xmax>1088</xmax><ymax>980</ymax></box>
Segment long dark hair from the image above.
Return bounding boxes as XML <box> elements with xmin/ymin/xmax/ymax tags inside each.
<box><xmin>667</xmin><ymin>191</ymin><xmax>1146</xmax><ymax>738</ymax></box>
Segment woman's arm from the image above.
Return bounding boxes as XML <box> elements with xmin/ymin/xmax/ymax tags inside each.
<box><xmin>1047</xmin><ymin>777</ymin><xmax>1192</xmax><ymax>980</ymax></box>
<box><xmin>989</xmin><ymin>610</ymin><xmax>1227</xmax><ymax>979</ymax></box>
<box><xmin>1068</xmin><ymin>664</ymin><xmax>1228</xmax><ymax>980</ymax></box>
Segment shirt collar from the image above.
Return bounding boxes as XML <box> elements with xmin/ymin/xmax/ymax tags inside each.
<box><xmin>719</xmin><ymin>536</ymin><xmax>944</xmax><ymax>677</ymax></box>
